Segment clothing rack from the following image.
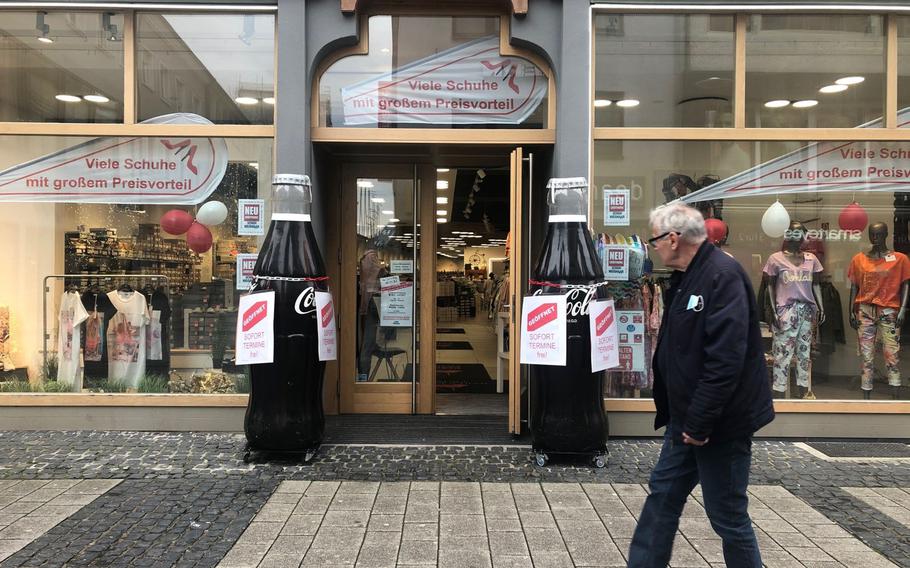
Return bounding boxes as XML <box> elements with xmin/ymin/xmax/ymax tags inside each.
<box><xmin>42</xmin><ymin>273</ymin><xmax>169</xmax><ymax>379</ymax></box>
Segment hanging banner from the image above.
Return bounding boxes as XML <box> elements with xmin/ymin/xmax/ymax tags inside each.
<box><xmin>315</xmin><ymin>291</ymin><xmax>337</xmax><ymax>361</ymax></box>
<box><xmin>340</xmin><ymin>35</ymin><xmax>547</xmax><ymax>126</ymax></box>
<box><xmin>616</xmin><ymin>310</ymin><xmax>646</xmax><ymax>373</ymax></box>
<box><xmin>235</xmin><ymin>291</ymin><xmax>275</xmax><ymax>365</ymax></box>
<box><xmin>238</xmin><ymin>199</ymin><xmax>265</xmax><ymax>236</ymax></box>
<box><xmin>682</xmin><ymin>108</ymin><xmax>910</xmax><ymax>203</ymax></box>
<box><xmin>379</xmin><ymin>275</ymin><xmax>413</xmax><ymax>327</ymax></box>
<box><xmin>520</xmin><ymin>294</ymin><xmax>567</xmax><ymax>366</ymax></box>
<box><xmin>0</xmin><ymin>113</ymin><xmax>228</xmax><ymax>204</ymax></box>
<box><xmin>589</xmin><ymin>299</ymin><xmax>620</xmax><ymax>372</ymax></box>
<box><xmin>603</xmin><ymin>189</ymin><xmax>630</xmax><ymax>226</ymax></box>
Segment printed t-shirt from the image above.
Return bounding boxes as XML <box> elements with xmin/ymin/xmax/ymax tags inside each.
<box><xmin>762</xmin><ymin>251</ymin><xmax>823</xmax><ymax>308</ymax></box>
<box><xmin>106</xmin><ymin>290</ymin><xmax>150</xmax><ymax>388</ymax></box>
<box><xmin>848</xmin><ymin>251</ymin><xmax>910</xmax><ymax>309</ymax></box>
<box><xmin>57</xmin><ymin>291</ymin><xmax>89</xmax><ymax>387</ymax></box>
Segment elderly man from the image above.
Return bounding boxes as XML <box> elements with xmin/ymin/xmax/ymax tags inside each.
<box><xmin>627</xmin><ymin>203</ymin><xmax>774</xmax><ymax>568</ymax></box>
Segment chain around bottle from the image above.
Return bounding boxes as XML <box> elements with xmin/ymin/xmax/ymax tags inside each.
<box><xmin>248</xmin><ymin>274</ymin><xmax>330</xmax><ymax>293</ymax></box>
<box><xmin>528</xmin><ymin>279</ymin><xmax>611</xmax><ymax>289</ymax></box>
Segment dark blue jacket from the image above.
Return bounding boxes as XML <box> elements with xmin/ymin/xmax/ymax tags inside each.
<box><xmin>653</xmin><ymin>241</ymin><xmax>774</xmax><ymax>442</ymax></box>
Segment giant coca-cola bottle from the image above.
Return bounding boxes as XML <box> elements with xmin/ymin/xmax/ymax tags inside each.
<box><xmin>245</xmin><ymin>174</ymin><xmax>327</xmax><ymax>454</ymax></box>
<box><xmin>529</xmin><ymin>178</ymin><xmax>609</xmax><ymax>466</ymax></box>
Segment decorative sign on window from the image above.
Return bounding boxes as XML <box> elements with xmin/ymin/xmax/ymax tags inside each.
<box><xmin>340</xmin><ymin>36</ymin><xmax>547</xmax><ymax>126</ymax></box>
<box><xmin>0</xmin><ymin>113</ymin><xmax>227</xmax><ymax>204</ymax></box>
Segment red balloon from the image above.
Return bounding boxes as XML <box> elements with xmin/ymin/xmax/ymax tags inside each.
<box><xmin>160</xmin><ymin>209</ymin><xmax>194</xmax><ymax>235</ymax></box>
<box><xmin>838</xmin><ymin>202</ymin><xmax>868</xmax><ymax>232</ymax></box>
<box><xmin>186</xmin><ymin>222</ymin><xmax>213</xmax><ymax>253</ymax></box>
<box><xmin>705</xmin><ymin>218</ymin><xmax>728</xmax><ymax>245</ymax></box>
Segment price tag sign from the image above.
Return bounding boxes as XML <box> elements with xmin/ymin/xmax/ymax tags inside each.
<box><xmin>603</xmin><ymin>246</ymin><xmax>630</xmax><ymax>280</ymax></box>
<box><xmin>315</xmin><ymin>291</ymin><xmax>337</xmax><ymax>361</ymax></box>
<box><xmin>603</xmin><ymin>189</ymin><xmax>630</xmax><ymax>226</ymax></box>
<box><xmin>589</xmin><ymin>299</ymin><xmax>620</xmax><ymax>372</ymax></box>
<box><xmin>235</xmin><ymin>291</ymin><xmax>275</xmax><ymax>365</ymax></box>
<box><xmin>520</xmin><ymin>294</ymin><xmax>567</xmax><ymax>366</ymax></box>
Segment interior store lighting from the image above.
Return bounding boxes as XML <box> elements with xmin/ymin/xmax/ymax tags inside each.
<box><xmin>381</xmin><ymin>210</ymin><xmax>394</xmax><ymax>214</ymax></box>
<box><xmin>436</xmin><ymin>210</ymin><xmax>446</xmax><ymax>216</ymax></box>
<box><xmin>436</xmin><ymin>180</ymin><xmax>449</xmax><ymax>190</ymax></box>
<box><xmin>82</xmin><ymin>94</ymin><xmax>110</xmax><ymax>103</ymax></box>
<box><xmin>370</xmin><ymin>197</ymin><xmax>385</xmax><ymax>203</ymax></box>
<box><xmin>593</xmin><ymin>99</ymin><xmax>611</xmax><ymax>108</ymax></box>
<box><xmin>616</xmin><ymin>99</ymin><xmax>640</xmax><ymax>108</ymax></box>
<box><xmin>102</xmin><ymin>12</ymin><xmax>119</xmax><ymax>41</ymax></box>
<box><xmin>791</xmin><ymin>100</ymin><xmax>818</xmax><ymax>108</ymax></box>
<box><xmin>436</xmin><ymin>168</ymin><xmax>450</xmax><ymax>173</ymax></box>
<box><xmin>819</xmin><ymin>84</ymin><xmax>848</xmax><ymax>94</ymax></box>
<box><xmin>262</xmin><ymin>97</ymin><xmax>275</xmax><ymax>105</ymax></box>
<box><xmin>437</xmin><ymin>218</ymin><xmax>447</xmax><ymax>223</ymax></box>
<box><xmin>763</xmin><ymin>100</ymin><xmax>790</xmax><ymax>108</ymax></box>
<box><xmin>234</xmin><ymin>96</ymin><xmax>259</xmax><ymax>105</ymax></box>
<box><xmin>835</xmin><ymin>76</ymin><xmax>865</xmax><ymax>86</ymax></box>
<box><xmin>389</xmin><ymin>218</ymin><xmax>400</xmax><ymax>222</ymax></box>
<box><xmin>36</xmin><ymin>12</ymin><xmax>53</xmax><ymax>43</ymax></box>
<box><xmin>55</xmin><ymin>94</ymin><xmax>81</xmax><ymax>103</ymax></box>
<box><xmin>437</xmin><ymin>197</ymin><xmax>448</xmax><ymax>204</ymax></box>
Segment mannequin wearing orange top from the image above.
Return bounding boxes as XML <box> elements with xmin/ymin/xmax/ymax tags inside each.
<box><xmin>848</xmin><ymin>222</ymin><xmax>910</xmax><ymax>400</ymax></box>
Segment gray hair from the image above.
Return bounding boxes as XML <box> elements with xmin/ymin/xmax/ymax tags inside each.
<box><xmin>649</xmin><ymin>202</ymin><xmax>707</xmax><ymax>244</ymax></box>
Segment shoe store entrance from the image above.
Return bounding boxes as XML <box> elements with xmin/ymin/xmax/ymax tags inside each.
<box><xmin>323</xmin><ymin>144</ymin><xmax>543</xmax><ymax>433</ymax></box>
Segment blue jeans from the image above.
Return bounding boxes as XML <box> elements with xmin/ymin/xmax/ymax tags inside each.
<box><xmin>627</xmin><ymin>428</ymin><xmax>762</xmax><ymax>568</ymax></box>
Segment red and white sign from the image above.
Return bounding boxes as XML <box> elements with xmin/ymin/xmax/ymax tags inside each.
<box><xmin>235</xmin><ymin>290</ymin><xmax>275</xmax><ymax>365</ymax></box>
<box><xmin>380</xmin><ymin>275</ymin><xmax>413</xmax><ymax>327</ymax></box>
<box><xmin>589</xmin><ymin>299</ymin><xmax>620</xmax><ymax>372</ymax></box>
<box><xmin>603</xmin><ymin>189</ymin><xmax>630</xmax><ymax>226</ymax></box>
<box><xmin>235</xmin><ymin>253</ymin><xmax>258</xmax><ymax>290</ymax></box>
<box><xmin>0</xmin><ymin>113</ymin><xmax>228</xmax><ymax>204</ymax></box>
<box><xmin>316</xmin><ymin>291</ymin><xmax>337</xmax><ymax>361</ymax></box>
<box><xmin>520</xmin><ymin>294</ymin><xmax>567</xmax><ymax>366</ymax></box>
<box><xmin>603</xmin><ymin>246</ymin><xmax>630</xmax><ymax>280</ymax></box>
<box><xmin>238</xmin><ymin>199</ymin><xmax>265</xmax><ymax>235</ymax></box>
<box><xmin>340</xmin><ymin>36</ymin><xmax>547</xmax><ymax>126</ymax></box>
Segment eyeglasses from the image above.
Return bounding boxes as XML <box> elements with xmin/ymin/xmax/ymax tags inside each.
<box><xmin>647</xmin><ymin>231</ymin><xmax>677</xmax><ymax>246</ymax></box>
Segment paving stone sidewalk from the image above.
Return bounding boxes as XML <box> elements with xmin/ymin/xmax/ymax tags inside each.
<box><xmin>0</xmin><ymin>432</ymin><xmax>908</xmax><ymax>567</ymax></box>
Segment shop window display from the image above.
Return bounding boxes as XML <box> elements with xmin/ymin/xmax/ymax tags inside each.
<box><xmin>0</xmin><ymin>136</ymin><xmax>272</xmax><ymax>394</ymax></box>
<box><xmin>593</xmin><ymin>139</ymin><xmax>910</xmax><ymax>401</ymax></box>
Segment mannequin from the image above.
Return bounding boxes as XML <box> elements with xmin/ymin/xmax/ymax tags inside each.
<box><xmin>848</xmin><ymin>222</ymin><xmax>910</xmax><ymax>399</ymax></box>
<box><xmin>764</xmin><ymin>221</ymin><xmax>825</xmax><ymax>399</ymax></box>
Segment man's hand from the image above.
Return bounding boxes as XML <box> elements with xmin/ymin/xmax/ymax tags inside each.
<box><xmin>682</xmin><ymin>432</ymin><xmax>708</xmax><ymax>446</ymax></box>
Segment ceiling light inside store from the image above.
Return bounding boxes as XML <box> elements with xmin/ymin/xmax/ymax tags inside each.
<box><xmin>357</xmin><ymin>180</ymin><xmax>374</xmax><ymax>188</ymax></box>
<box><xmin>55</xmin><ymin>94</ymin><xmax>81</xmax><ymax>103</ymax></box>
<box><xmin>235</xmin><ymin>96</ymin><xmax>259</xmax><ymax>105</ymax></box>
<box><xmin>381</xmin><ymin>210</ymin><xmax>394</xmax><ymax>214</ymax></box>
<box><xmin>371</xmin><ymin>197</ymin><xmax>385</xmax><ymax>203</ymax></box>
<box><xmin>437</xmin><ymin>197</ymin><xmax>448</xmax><ymax>204</ymax></box>
<box><xmin>835</xmin><ymin>76</ymin><xmax>865</xmax><ymax>86</ymax></box>
<box><xmin>262</xmin><ymin>97</ymin><xmax>276</xmax><ymax>105</ymax></box>
<box><xmin>36</xmin><ymin>12</ymin><xmax>52</xmax><ymax>43</ymax></box>
<box><xmin>819</xmin><ymin>84</ymin><xmax>848</xmax><ymax>94</ymax></box>
<box><xmin>792</xmin><ymin>100</ymin><xmax>818</xmax><ymax>108</ymax></box>
<box><xmin>37</xmin><ymin>32</ymin><xmax>53</xmax><ymax>43</ymax></box>
<box><xmin>616</xmin><ymin>99</ymin><xmax>640</xmax><ymax>108</ymax></box>
<box><xmin>437</xmin><ymin>218</ymin><xmax>447</xmax><ymax>223</ymax></box>
<box><xmin>436</xmin><ymin>210</ymin><xmax>447</xmax><ymax>216</ymax></box>
<box><xmin>437</xmin><ymin>180</ymin><xmax>449</xmax><ymax>190</ymax></box>
<box><xmin>83</xmin><ymin>94</ymin><xmax>109</xmax><ymax>103</ymax></box>
<box><xmin>436</xmin><ymin>168</ymin><xmax>450</xmax><ymax>173</ymax></box>
<box><xmin>389</xmin><ymin>218</ymin><xmax>400</xmax><ymax>222</ymax></box>
<box><xmin>593</xmin><ymin>99</ymin><xmax>611</xmax><ymax>108</ymax></box>
<box><xmin>763</xmin><ymin>99</ymin><xmax>790</xmax><ymax>108</ymax></box>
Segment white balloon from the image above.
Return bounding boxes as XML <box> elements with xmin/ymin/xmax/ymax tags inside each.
<box><xmin>761</xmin><ymin>201</ymin><xmax>790</xmax><ymax>238</ymax></box>
<box><xmin>196</xmin><ymin>201</ymin><xmax>228</xmax><ymax>226</ymax></box>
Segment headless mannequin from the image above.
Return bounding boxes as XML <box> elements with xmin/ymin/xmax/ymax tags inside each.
<box><xmin>848</xmin><ymin>222</ymin><xmax>909</xmax><ymax>399</ymax></box>
<box><xmin>766</xmin><ymin>222</ymin><xmax>825</xmax><ymax>399</ymax></box>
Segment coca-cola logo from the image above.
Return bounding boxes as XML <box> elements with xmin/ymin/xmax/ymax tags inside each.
<box><xmin>534</xmin><ymin>286</ymin><xmax>596</xmax><ymax>317</ymax></box>
<box><xmin>242</xmin><ymin>301</ymin><xmax>268</xmax><ymax>332</ymax></box>
<box><xmin>294</xmin><ymin>288</ymin><xmax>316</xmax><ymax>315</ymax></box>
<box><xmin>527</xmin><ymin>303</ymin><xmax>558</xmax><ymax>332</ymax></box>
<box><xmin>321</xmin><ymin>301</ymin><xmax>334</xmax><ymax>328</ymax></box>
<box><xmin>595</xmin><ymin>307</ymin><xmax>614</xmax><ymax>337</ymax></box>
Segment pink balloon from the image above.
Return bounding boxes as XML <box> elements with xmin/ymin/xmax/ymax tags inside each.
<box><xmin>160</xmin><ymin>209</ymin><xmax>194</xmax><ymax>235</ymax></box>
<box><xmin>186</xmin><ymin>222</ymin><xmax>213</xmax><ymax>253</ymax></box>
<box><xmin>838</xmin><ymin>202</ymin><xmax>868</xmax><ymax>232</ymax></box>
<box><xmin>704</xmin><ymin>218</ymin><xmax>728</xmax><ymax>245</ymax></box>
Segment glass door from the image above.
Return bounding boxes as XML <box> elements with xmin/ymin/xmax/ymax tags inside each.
<box><xmin>340</xmin><ymin>165</ymin><xmax>419</xmax><ymax>413</ymax></box>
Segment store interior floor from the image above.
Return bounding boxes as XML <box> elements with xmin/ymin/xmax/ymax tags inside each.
<box><xmin>436</xmin><ymin>311</ymin><xmax>508</xmax><ymax>416</ymax></box>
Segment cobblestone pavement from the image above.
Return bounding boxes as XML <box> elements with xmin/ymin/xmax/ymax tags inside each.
<box><xmin>0</xmin><ymin>432</ymin><xmax>907</xmax><ymax>567</ymax></box>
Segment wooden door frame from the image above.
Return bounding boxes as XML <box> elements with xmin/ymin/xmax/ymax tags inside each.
<box><xmin>508</xmin><ymin>147</ymin><xmax>524</xmax><ymax>434</ymax></box>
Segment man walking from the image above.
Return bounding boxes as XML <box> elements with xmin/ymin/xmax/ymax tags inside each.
<box><xmin>627</xmin><ymin>203</ymin><xmax>774</xmax><ymax>568</ymax></box>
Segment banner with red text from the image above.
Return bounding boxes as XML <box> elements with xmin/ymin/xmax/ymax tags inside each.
<box><xmin>235</xmin><ymin>291</ymin><xmax>275</xmax><ymax>365</ymax></box>
<box><xmin>589</xmin><ymin>299</ymin><xmax>620</xmax><ymax>373</ymax></box>
<box><xmin>682</xmin><ymin>108</ymin><xmax>910</xmax><ymax>203</ymax></box>
<box><xmin>0</xmin><ymin>113</ymin><xmax>228</xmax><ymax>204</ymax></box>
<box><xmin>339</xmin><ymin>36</ymin><xmax>547</xmax><ymax>126</ymax></box>
<box><xmin>520</xmin><ymin>294</ymin><xmax>567</xmax><ymax>366</ymax></box>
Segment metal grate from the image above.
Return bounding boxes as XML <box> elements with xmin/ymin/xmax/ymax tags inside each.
<box><xmin>806</xmin><ymin>441</ymin><xmax>910</xmax><ymax>458</ymax></box>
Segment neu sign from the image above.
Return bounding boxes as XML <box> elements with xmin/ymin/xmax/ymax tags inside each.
<box><xmin>0</xmin><ymin>113</ymin><xmax>227</xmax><ymax>204</ymax></box>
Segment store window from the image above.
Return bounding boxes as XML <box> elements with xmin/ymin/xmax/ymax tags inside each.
<box><xmin>593</xmin><ymin>139</ymin><xmax>910</xmax><ymax>401</ymax></box>
<box><xmin>0</xmin><ymin>136</ymin><xmax>273</xmax><ymax>394</ymax></box>
<box><xmin>746</xmin><ymin>14</ymin><xmax>885</xmax><ymax>128</ymax></box>
<box><xmin>898</xmin><ymin>16</ymin><xmax>910</xmax><ymax>120</ymax></box>
<box><xmin>318</xmin><ymin>16</ymin><xmax>549</xmax><ymax>128</ymax></box>
<box><xmin>136</xmin><ymin>13</ymin><xmax>275</xmax><ymax>125</ymax></box>
<box><xmin>0</xmin><ymin>11</ymin><xmax>125</xmax><ymax>123</ymax></box>
<box><xmin>593</xmin><ymin>14</ymin><xmax>735</xmax><ymax>128</ymax></box>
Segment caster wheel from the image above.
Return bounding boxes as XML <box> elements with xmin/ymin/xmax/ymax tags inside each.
<box><xmin>593</xmin><ymin>455</ymin><xmax>607</xmax><ymax>469</ymax></box>
<box><xmin>242</xmin><ymin>451</ymin><xmax>252</xmax><ymax>464</ymax></box>
<box><xmin>534</xmin><ymin>453</ymin><xmax>548</xmax><ymax>467</ymax></box>
<box><xmin>304</xmin><ymin>450</ymin><xmax>316</xmax><ymax>463</ymax></box>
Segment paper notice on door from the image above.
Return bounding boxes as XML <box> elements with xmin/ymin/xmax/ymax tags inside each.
<box><xmin>380</xmin><ymin>275</ymin><xmax>413</xmax><ymax>327</ymax></box>
<box><xmin>316</xmin><ymin>291</ymin><xmax>337</xmax><ymax>361</ymax></box>
<box><xmin>589</xmin><ymin>299</ymin><xmax>620</xmax><ymax>372</ymax></box>
<box><xmin>235</xmin><ymin>291</ymin><xmax>275</xmax><ymax>365</ymax></box>
<box><xmin>519</xmin><ymin>294</ymin><xmax>567</xmax><ymax>366</ymax></box>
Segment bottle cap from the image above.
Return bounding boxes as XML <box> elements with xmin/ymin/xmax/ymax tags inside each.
<box><xmin>272</xmin><ymin>174</ymin><xmax>311</xmax><ymax>186</ymax></box>
<box><xmin>546</xmin><ymin>177</ymin><xmax>589</xmax><ymax>222</ymax></box>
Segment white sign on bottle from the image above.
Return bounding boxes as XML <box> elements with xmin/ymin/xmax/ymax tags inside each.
<box><xmin>380</xmin><ymin>275</ymin><xmax>413</xmax><ymax>327</ymax></box>
<box><xmin>315</xmin><ymin>291</ymin><xmax>337</xmax><ymax>361</ymax></box>
<box><xmin>589</xmin><ymin>299</ymin><xmax>620</xmax><ymax>372</ymax></box>
<box><xmin>235</xmin><ymin>291</ymin><xmax>275</xmax><ymax>365</ymax></box>
<box><xmin>519</xmin><ymin>294</ymin><xmax>567</xmax><ymax>366</ymax></box>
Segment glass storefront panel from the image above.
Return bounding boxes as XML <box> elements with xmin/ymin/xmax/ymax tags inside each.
<box><xmin>898</xmin><ymin>16</ymin><xmax>910</xmax><ymax>120</ymax></box>
<box><xmin>0</xmin><ymin>136</ymin><xmax>273</xmax><ymax>393</ymax></box>
<box><xmin>318</xmin><ymin>16</ymin><xmax>548</xmax><ymax>128</ymax></box>
<box><xmin>746</xmin><ymin>14</ymin><xmax>885</xmax><ymax>128</ymax></box>
<box><xmin>593</xmin><ymin>14</ymin><xmax>735</xmax><ymax>128</ymax></box>
<box><xmin>0</xmin><ymin>11</ymin><xmax>125</xmax><ymax>123</ymax></box>
<box><xmin>593</xmin><ymin>139</ymin><xmax>910</xmax><ymax>401</ymax></box>
<box><xmin>136</xmin><ymin>14</ymin><xmax>275</xmax><ymax>125</ymax></box>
